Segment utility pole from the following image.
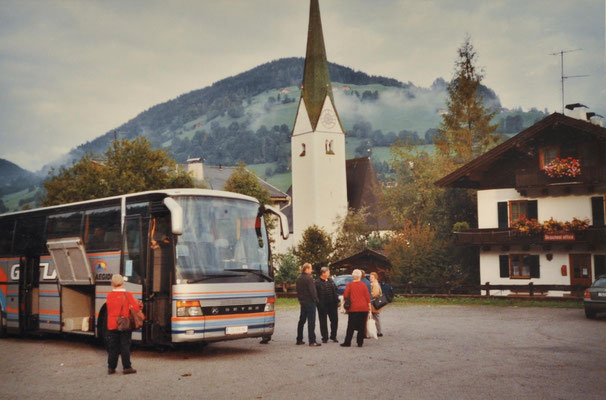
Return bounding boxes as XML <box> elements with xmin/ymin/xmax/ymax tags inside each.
<box><xmin>550</xmin><ymin>49</ymin><xmax>588</xmax><ymax>113</ymax></box>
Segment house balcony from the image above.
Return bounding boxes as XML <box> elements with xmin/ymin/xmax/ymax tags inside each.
<box><xmin>454</xmin><ymin>227</ymin><xmax>606</xmax><ymax>248</ymax></box>
<box><xmin>515</xmin><ymin>166</ymin><xmax>606</xmax><ymax>196</ymax></box>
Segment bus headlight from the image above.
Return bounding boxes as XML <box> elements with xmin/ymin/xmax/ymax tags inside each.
<box><xmin>177</xmin><ymin>300</ymin><xmax>203</xmax><ymax>317</ymax></box>
<box><xmin>264</xmin><ymin>296</ymin><xmax>275</xmax><ymax>312</ymax></box>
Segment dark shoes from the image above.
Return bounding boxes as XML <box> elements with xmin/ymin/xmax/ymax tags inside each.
<box><xmin>108</xmin><ymin>368</ymin><xmax>116</xmax><ymax>375</ymax></box>
<box><xmin>357</xmin><ymin>344</ymin><xmax>363</xmax><ymax>347</ymax></box>
<box><xmin>321</xmin><ymin>339</ymin><xmax>328</xmax><ymax>343</ymax></box>
<box><xmin>123</xmin><ymin>368</ymin><xmax>137</xmax><ymax>375</ymax></box>
<box><xmin>309</xmin><ymin>342</ymin><xmax>321</xmax><ymax>347</ymax></box>
<box><xmin>330</xmin><ymin>338</ymin><xmax>339</xmax><ymax>343</ymax></box>
<box><xmin>296</xmin><ymin>341</ymin><xmax>305</xmax><ymax>345</ymax></box>
<box><xmin>340</xmin><ymin>343</ymin><xmax>351</xmax><ymax>347</ymax></box>
<box><xmin>377</xmin><ymin>333</ymin><xmax>383</xmax><ymax>337</ymax></box>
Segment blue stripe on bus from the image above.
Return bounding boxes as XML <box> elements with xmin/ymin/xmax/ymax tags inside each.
<box><xmin>172</xmin><ymin>316</ymin><xmax>274</xmax><ymax>329</ymax></box>
<box><xmin>173</xmin><ymin>293</ymin><xmax>274</xmax><ymax>301</ymax></box>
<box><xmin>39</xmin><ymin>292</ymin><xmax>60</xmax><ymax>297</ymax></box>
<box><xmin>171</xmin><ymin>323</ymin><xmax>272</xmax><ymax>335</ymax></box>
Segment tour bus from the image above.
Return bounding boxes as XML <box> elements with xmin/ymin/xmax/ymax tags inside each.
<box><xmin>0</xmin><ymin>189</ymin><xmax>289</xmax><ymax>345</ymax></box>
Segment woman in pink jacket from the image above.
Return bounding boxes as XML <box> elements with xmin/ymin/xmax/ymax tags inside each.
<box><xmin>340</xmin><ymin>269</ymin><xmax>371</xmax><ymax>347</ymax></box>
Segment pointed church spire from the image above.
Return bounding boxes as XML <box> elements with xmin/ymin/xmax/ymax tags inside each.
<box><xmin>301</xmin><ymin>0</ymin><xmax>335</xmax><ymax>130</ymax></box>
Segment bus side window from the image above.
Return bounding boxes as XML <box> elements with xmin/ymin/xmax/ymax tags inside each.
<box><xmin>84</xmin><ymin>207</ymin><xmax>121</xmax><ymax>251</ymax></box>
<box><xmin>47</xmin><ymin>211</ymin><xmax>83</xmax><ymax>241</ymax></box>
<box><xmin>0</xmin><ymin>219</ymin><xmax>15</xmax><ymax>256</ymax></box>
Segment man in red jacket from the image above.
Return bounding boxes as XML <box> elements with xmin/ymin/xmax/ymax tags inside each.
<box><xmin>105</xmin><ymin>274</ymin><xmax>141</xmax><ymax>375</ymax></box>
<box><xmin>341</xmin><ymin>269</ymin><xmax>371</xmax><ymax>347</ymax></box>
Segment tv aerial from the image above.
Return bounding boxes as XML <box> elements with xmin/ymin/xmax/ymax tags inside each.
<box><xmin>550</xmin><ymin>49</ymin><xmax>589</xmax><ymax>113</ymax></box>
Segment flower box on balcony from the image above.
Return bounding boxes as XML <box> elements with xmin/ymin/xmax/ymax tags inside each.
<box><xmin>544</xmin><ymin>157</ymin><xmax>581</xmax><ymax>178</ymax></box>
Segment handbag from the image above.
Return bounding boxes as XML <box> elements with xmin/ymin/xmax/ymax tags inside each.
<box><xmin>372</xmin><ymin>294</ymin><xmax>389</xmax><ymax>310</ymax></box>
<box><xmin>366</xmin><ymin>314</ymin><xmax>378</xmax><ymax>339</ymax></box>
<box><xmin>343</xmin><ymin>297</ymin><xmax>351</xmax><ymax>310</ymax></box>
<box><xmin>116</xmin><ymin>293</ymin><xmax>137</xmax><ymax>331</ymax></box>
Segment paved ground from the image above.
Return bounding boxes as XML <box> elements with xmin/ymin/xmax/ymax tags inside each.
<box><xmin>1</xmin><ymin>305</ymin><xmax>605</xmax><ymax>400</ymax></box>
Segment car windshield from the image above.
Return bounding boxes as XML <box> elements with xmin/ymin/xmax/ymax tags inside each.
<box><xmin>333</xmin><ymin>275</ymin><xmax>352</xmax><ymax>287</ymax></box>
<box><xmin>173</xmin><ymin>196</ymin><xmax>270</xmax><ymax>283</ymax></box>
<box><xmin>592</xmin><ymin>277</ymin><xmax>606</xmax><ymax>288</ymax></box>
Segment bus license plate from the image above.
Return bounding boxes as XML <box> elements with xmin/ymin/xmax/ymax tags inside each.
<box><xmin>226</xmin><ymin>326</ymin><xmax>248</xmax><ymax>335</ymax></box>
<box><xmin>598</xmin><ymin>292</ymin><xmax>606</xmax><ymax>297</ymax></box>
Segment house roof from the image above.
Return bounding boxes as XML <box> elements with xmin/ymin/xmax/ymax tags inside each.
<box><xmin>201</xmin><ymin>165</ymin><xmax>289</xmax><ymax>201</ymax></box>
<box><xmin>330</xmin><ymin>248</ymin><xmax>392</xmax><ymax>270</ymax></box>
<box><xmin>435</xmin><ymin>112</ymin><xmax>606</xmax><ymax>188</ymax></box>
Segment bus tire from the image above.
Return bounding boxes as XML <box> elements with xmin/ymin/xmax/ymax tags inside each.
<box><xmin>0</xmin><ymin>313</ymin><xmax>7</xmax><ymax>338</ymax></box>
<box><xmin>97</xmin><ymin>307</ymin><xmax>108</xmax><ymax>346</ymax></box>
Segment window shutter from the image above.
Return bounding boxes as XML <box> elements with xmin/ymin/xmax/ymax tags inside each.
<box><xmin>499</xmin><ymin>255</ymin><xmax>510</xmax><ymax>278</ymax></box>
<box><xmin>528</xmin><ymin>255</ymin><xmax>540</xmax><ymax>278</ymax></box>
<box><xmin>527</xmin><ymin>200</ymin><xmax>538</xmax><ymax>220</ymax></box>
<box><xmin>591</xmin><ymin>196</ymin><xmax>605</xmax><ymax>227</ymax></box>
<box><xmin>498</xmin><ymin>202</ymin><xmax>508</xmax><ymax>228</ymax></box>
<box><xmin>595</xmin><ymin>255</ymin><xmax>606</xmax><ymax>278</ymax></box>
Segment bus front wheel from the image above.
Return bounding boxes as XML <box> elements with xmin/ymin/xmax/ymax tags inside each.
<box><xmin>0</xmin><ymin>313</ymin><xmax>7</xmax><ymax>338</ymax></box>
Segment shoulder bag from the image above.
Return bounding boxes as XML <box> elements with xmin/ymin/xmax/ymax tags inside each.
<box><xmin>116</xmin><ymin>293</ymin><xmax>134</xmax><ymax>331</ymax></box>
<box><xmin>371</xmin><ymin>294</ymin><xmax>389</xmax><ymax>310</ymax></box>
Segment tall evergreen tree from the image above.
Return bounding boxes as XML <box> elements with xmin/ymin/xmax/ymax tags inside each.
<box><xmin>435</xmin><ymin>36</ymin><xmax>500</xmax><ymax>166</ymax></box>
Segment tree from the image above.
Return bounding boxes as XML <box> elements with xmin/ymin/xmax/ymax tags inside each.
<box><xmin>223</xmin><ymin>163</ymin><xmax>271</xmax><ymax>205</ymax></box>
<box><xmin>331</xmin><ymin>208</ymin><xmax>374</xmax><ymax>263</ymax></box>
<box><xmin>434</xmin><ymin>36</ymin><xmax>500</xmax><ymax>165</ymax></box>
<box><xmin>274</xmin><ymin>251</ymin><xmax>300</xmax><ymax>293</ymax></box>
<box><xmin>42</xmin><ymin>137</ymin><xmax>195</xmax><ymax>206</ymax></box>
<box><xmin>294</xmin><ymin>225</ymin><xmax>333</xmax><ymax>275</ymax></box>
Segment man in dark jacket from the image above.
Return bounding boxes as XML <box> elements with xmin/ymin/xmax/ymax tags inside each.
<box><xmin>296</xmin><ymin>263</ymin><xmax>321</xmax><ymax>347</ymax></box>
<box><xmin>315</xmin><ymin>267</ymin><xmax>339</xmax><ymax>343</ymax></box>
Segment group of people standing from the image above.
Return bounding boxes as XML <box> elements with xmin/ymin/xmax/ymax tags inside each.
<box><xmin>295</xmin><ymin>263</ymin><xmax>384</xmax><ymax>348</ymax></box>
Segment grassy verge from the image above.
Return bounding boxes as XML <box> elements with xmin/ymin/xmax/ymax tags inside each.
<box><xmin>275</xmin><ymin>296</ymin><xmax>583</xmax><ymax>310</ymax></box>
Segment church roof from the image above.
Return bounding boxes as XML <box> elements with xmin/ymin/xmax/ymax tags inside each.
<box><xmin>301</xmin><ymin>0</ymin><xmax>335</xmax><ymax>131</ymax></box>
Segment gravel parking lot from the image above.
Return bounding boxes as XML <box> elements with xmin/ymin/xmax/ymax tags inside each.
<box><xmin>1</xmin><ymin>305</ymin><xmax>605</xmax><ymax>400</ymax></box>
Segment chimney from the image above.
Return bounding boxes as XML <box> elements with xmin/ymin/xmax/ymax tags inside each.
<box><xmin>565</xmin><ymin>103</ymin><xmax>588</xmax><ymax>121</ymax></box>
<box><xmin>587</xmin><ymin>112</ymin><xmax>604</xmax><ymax>127</ymax></box>
<box><xmin>187</xmin><ymin>157</ymin><xmax>204</xmax><ymax>180</ymax></box>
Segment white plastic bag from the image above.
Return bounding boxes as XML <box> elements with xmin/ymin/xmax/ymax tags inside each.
<box><xmin>366</xmin><ymin>315</ymin><xmax>378</xmax><ymax>339</ymax></box>
<box><xmin>338</xmin><ymin>295</ymin><xmax>347</xmax><ymax>314</ymax></box>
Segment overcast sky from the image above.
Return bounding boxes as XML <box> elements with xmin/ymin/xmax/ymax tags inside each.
<box><xmin>1</xmin><ymin>0</ymin><xmax>604</xmax><ymax>171</ymax></box>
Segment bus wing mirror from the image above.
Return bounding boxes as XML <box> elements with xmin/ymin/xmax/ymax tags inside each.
<box><xmin>163</xmin><ymin>197</ymin><xmax>183</xmax><ymax>235</ymax></box>
<box><xmin>263</xmin><ymin>204</ymin><xmax>290</xmax><ymax>240</ymax></box>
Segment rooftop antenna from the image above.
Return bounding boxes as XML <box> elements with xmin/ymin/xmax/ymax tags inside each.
<box><xmin>550</xmin><ymin>49</ymin><xmax>589</xmax><ymax>113</ymax></box>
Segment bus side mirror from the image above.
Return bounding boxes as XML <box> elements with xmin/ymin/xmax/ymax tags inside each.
<box><xmin>263</xmin><ymin>204</ymin><xmax>290</xmax><ymax>240</ymax></box>
<box><xmin>163</xmin><ymin>197</ymin><xmax>183</xmax><ymax>235</ymax></box>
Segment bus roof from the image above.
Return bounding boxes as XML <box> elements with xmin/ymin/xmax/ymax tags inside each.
<box><xmin>0</xmin><ymin>188</ymin><xmax>260</xmax><ymax>218</ymax></box>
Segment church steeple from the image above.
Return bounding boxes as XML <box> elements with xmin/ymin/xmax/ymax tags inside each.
<box><xmin>301</xmin><ymin>0</ymin><xmax>335</xmax><ymax>131</ymax></box>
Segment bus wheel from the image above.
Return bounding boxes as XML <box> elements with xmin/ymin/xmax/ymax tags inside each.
<box><xmin>0</xmin><ymin>313</ymin><xmax>7</xmax><ymax>338</ymax></box>
<box><xmin>97</xmin><ymin>308</ymin><xmax>108</xmax><ymax>346</ymax></box>
<box><xmin>260</xmin><ymin>336</ymin><xmax>271</xmax><ymax>344</ymax></box>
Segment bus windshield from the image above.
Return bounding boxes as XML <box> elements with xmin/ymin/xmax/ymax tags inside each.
<box><xmin>174</xmin><ymin>196</ymin><xmax>270</xmax><ymax>283</ymax></box>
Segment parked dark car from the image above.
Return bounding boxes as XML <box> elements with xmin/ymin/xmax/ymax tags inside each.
<box><xmin>333</xmin><ymin>274</ymin><xmax>394</xmax><ymax>301</ymax></box>
<box><xmin>584</xmin><ymin>275</ymin><xmax>606</xmax><ymax>319</ymax></box>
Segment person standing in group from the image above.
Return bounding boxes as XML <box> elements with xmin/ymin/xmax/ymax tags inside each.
<box><xmin>369</xmin><ymin>272</ymin><xmax>383</xmax><ymax>337</ymax></box>
<box><xmin>105</xmin><ymin>274</ymin><xmax>141</xmax><ymax>375</ymax></box>
<box><xmin>341</xmin><ymin>269</ymin><xmax>371</xmax><ymax>348</ymax></box>
<box><xmin>315</xmin><ymin>266</ymin><xmax>339</xmax><ymax>343</ymax></box>
<box><xmin>296</xmin><ymin>263</ymin><xmax>321</xmax><ymax>347</ymax></box>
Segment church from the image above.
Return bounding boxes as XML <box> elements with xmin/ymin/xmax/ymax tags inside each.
<box><xmin>279</xmin><ymin>0</ymin><xmax>389</xmax><ymax>252</ymax></box>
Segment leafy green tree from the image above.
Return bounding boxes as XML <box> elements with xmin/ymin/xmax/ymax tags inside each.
<box><xmin>274</xmin><ymin>251</ymin><xmax>299</xmax><ymax>293</ymax></box>
<box><xmin>331</xmin><ymin>208</ymin><xmax>373</xmax><ymax>263</ymax></box>
<box><xmin>294</xmin><ymin>225</ymin><xmax>333</xmax><ymax>275</ymax></box>
<box><xmin>42</xmin><ymin>137</ymin><xmax>195</xmax><ymax>206</ymax></box>
<box><xmin>223</xmin><ymin>163</ymin><xmax>271</xmax><ymax>205</ymax></box>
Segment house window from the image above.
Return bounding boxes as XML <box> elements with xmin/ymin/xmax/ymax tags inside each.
<box><xmin>578</xmin><ymin>144</ymin><xmax>597</xmax><ymax>167</ymax></box>
<box><xmin>300</xmin><ymin>143</ymin><xmax>306</xmax><ymax>157</ymax></box>
<box><xmin>325</xmin><ymin>140</ymin><xmax>334</xmax><ymax>155</ymax></box>
<box><xmin>509</xmin><ymin>201</ymin><xmax>527</xmax><ymax>224</ymax></box>
<box><xmin>509</xmin><ymin>254</ymin><xmax>540</xmax><ymax>279</ymax></box>
<box><xmin>539</xmin><ymin>146</ymin><xmax>559</xmax><ymax>169</ymax></box>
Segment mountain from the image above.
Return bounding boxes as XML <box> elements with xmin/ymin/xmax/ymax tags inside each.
<box><xmin>2</xmin><ymin>58</ymin><xmax>549</xmax><ymax>211</ymax></box>
<box><xmin>0</xmin><ymin>158</ymin><xmax>41</xmax><ymax>212</ymax></box>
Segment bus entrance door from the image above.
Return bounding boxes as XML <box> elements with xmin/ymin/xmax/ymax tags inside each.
<box><xmin>146</xmin><ymin>216</ymin><xmax>173</xmax><ymax>344</ymax></box>
<box><xmin>18</xmin><ymin>256</ymin><xmax>40</xmax><ymax>333</ymax></box>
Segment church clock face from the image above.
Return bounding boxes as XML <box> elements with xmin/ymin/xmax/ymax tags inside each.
<box><xmin>320</xmin><ymin>109</ymin><xmax>336</xmax><ymax>129</ymax></box>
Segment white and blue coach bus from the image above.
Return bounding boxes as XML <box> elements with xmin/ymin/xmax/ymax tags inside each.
<box><xmin>0</xmin><ymin>189</ymin><xmax>289</xmax><ymax>345</ymax></box>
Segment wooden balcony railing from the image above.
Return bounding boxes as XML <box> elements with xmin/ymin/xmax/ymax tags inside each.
<box><xmin>454</xmin><ymin>227</ymin><xmax>606</xmax><ymax>246</ymax></box>
<box><xmin>516</xmin><ymin>166</ymin><xmax>606</xmax><ymax>189</ymax></box>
